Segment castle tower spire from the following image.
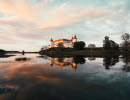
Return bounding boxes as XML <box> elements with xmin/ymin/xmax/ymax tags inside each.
<box><xmin>73</xmin><ymin>35</ymin><xmax>77</xmax><ymax>39</ymax></box>
<box><xmin>70</xmin><ymin>36</ymin><xmax>73</xmax><ymax>41</ymax></box>
<box><xmin>50</xmin><ymin>38</ymin><xmax>54</xmax><ymax>47</ymax></box>
<box><xmin>72</xmin><ymin>35</ymin><xmax>77</xmax><ymax>42</ymax></box>
<box><xmin>50</xmin><ymin>38</ymin><xmax>53</xmax><ymax>42</ymax></box>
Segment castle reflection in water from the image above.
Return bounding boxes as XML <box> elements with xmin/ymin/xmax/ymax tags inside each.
<box><xmin>41</xmin><ymin>55</ymin><xmax>130</xmax><ymax>72</ymax></box>
<box><xmin>49</xmin><ymin>57</ymin><xmax>77</xmax><ymax>69</ymax></box>
<box><xmin>1</xmin><ymin>53</ymin><xmax>130</xmax><ymax>72</ymax></box>
<box><xmin>41</xmin><ymin>55</ymin><xmax>86</xmax><ymax>70</ymax></box>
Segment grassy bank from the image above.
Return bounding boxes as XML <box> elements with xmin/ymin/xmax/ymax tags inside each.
<box><xmin>40</xmin><ymin>47</ymin><xmax>120</xmax><ymax>57</ymax></box>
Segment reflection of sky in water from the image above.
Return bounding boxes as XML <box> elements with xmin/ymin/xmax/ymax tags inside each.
<box><xmin>0</xmin><ymin>54</ymin><xmax>130</xmax><ymax>100</ymax></box>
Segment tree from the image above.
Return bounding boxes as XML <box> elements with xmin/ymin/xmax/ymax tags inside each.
<box><xmin>121</xmin><ymin>33</ymin><xmax>130</xmax><ymax>41</ymax></box>
<box><xmin>121</xmin><ymin>41</ymin><xmax>129</xmax><ymax>49</ymax></box>
<box><xmin>109</xmin><ymin>40</ymin><xmax>119</xmax><ymax>50</ymax></box>
<box><xmin>73</xmin><ymin>41</ymin><xmax>85</xmax><ymax>50</ymax></box>
<box><xmin>103</xmin><ymin>36</ymin><xmax>111</xmax><ymax>49</ymax></box>
<box><xmin>103</xmin><ymin>36</ymin><xmax>119</xmax><ymax>50</ymax></box>
<box><xmin>0</xmin><ymin>49</ymin><xmax>5</xmax><ymax>56</ymax></box>
<box><xmin>88</xmin><ymin>44</ymin><xmax>96</xmax><ymax>48</ymax></box>
<box><xmin>121</xmin><ymin>33</ymin><xmax>130</xmax><ymax>51</ymax></box>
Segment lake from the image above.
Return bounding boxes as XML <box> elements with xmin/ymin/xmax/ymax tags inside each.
<box><xmin>0</xmin><ymin>53</ymin><xmax>130</xmax><ymax>100</ymax></box>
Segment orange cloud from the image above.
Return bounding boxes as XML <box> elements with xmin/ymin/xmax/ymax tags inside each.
<box><xmin>0</xmin><ymin>0</ymin><xmax>117</xmax><ymax>51</ymax></box>
<box><xmin>0</xmin><ymin>0</ymin><xmax>35</xmax><ymax>19</ymax></box>
<box><xmin>0</xmin><ymin>0</ymin><xmax>110</xmax><ymax>30</ymax></box>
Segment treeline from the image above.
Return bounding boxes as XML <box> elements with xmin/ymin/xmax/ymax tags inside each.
<box><xmin>120</xmin><ymin>33</ymin><xmax>130</xmax><ymax>51</ymax></box>
<box><xmin>103</xmin><ymin>36</ymin><xmax>119</xmax><ymax>50</ymax></box>
<box><xmin>73</xmin><ymin>33</ymin><xmax>130</xmax><ymax>52</ymax></box>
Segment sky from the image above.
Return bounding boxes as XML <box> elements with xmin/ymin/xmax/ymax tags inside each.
<box><xmin>0</xmin><ymin>0</ymin><xmax>130</xmax><ymax>51</ymax></box>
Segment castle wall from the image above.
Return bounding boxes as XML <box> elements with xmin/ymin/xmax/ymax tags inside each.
<box><xmin>52</xmin><ymin>41</ymin><xmax>73</xmax><ymax>48</ymax></box>
<box><xmin>63</xmin><ymin>43</ymin><xmax>73</xmax><ymax>48</ymax></box>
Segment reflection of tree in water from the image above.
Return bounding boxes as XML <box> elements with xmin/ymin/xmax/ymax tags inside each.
<box><xmin>121</xmin><ymin>55</ymin><xmax>130</xmax><ymax>64</ymax></box>
<box><xmin>103</xmin><ymin>56</ymin><xmax>119</xmax><ymax>70</ymax></box>
<box><xmin>73</xmin><ymin>56</ymin><xmax>86</xmax><ymax>64</ymax></box>
<box><xmin>122</xmin><ymin>64</ymin><xmax>130</xmax><ymax>72</ymax></box>
<box><xmin>121</xmin><ymin>55</ymin><xmax>130</xmax><ymax>72</ymax></box>
<box><xmin>88</xmin><ymin>57</ymin><xmax>96</xmax><ymax>61</ymax></box>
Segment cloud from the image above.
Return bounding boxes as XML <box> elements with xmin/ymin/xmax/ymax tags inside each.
<box><xmin>0</xmin><ymin>0</ymin><xmax>129</xmax><ymax>51</ymax></box>
<box><xmin>0</xmin><ymin>1</ymin><xmax>109</xmax><ymax>31</ymax></box>
<box><xmin>0</xmin><ymin>0</ymin><xmax>35</xmax><ymax>19</ymax></box>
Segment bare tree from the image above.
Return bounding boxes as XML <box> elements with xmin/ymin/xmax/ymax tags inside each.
<box><xmin>121</xmin><ymin>33</ymin><xmax>130</xmax><ymax>41</ymax></box>
<box><xmin>121</xmin><ymin>33</ymin><xmax>130</xmax><ymax>51</ymax></box>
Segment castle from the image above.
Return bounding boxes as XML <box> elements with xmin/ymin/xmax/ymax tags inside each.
<box><xmin>50</xmin><ymin>35</ymin><xmax>77</xmax><ymax>48</ymax></box>
<box><xmin>49</xmin><ymin>57</ymin><xmax>77</xmax><ymax>69</ymax></box>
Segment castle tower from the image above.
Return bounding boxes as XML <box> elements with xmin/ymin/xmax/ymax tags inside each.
<box><xmin>50</xmin><ymin>38</ymin><xmax>54</xmax><ymax>48</ymax></box>
<box><xmin>72</xmin><ymin>35</ymin><xmax>77</xmax><ymax>42</ymax></box>
<box><xmin>50</xmin><ymin>58</ymin><xmax>54</xmax><ymax>67</ymax></box>
<box><xmin>72</xmin><ymin>63</ymin><xmax>77</xmax><ymax>70</ymax></box>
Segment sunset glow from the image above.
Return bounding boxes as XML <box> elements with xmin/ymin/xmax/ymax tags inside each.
<box><xmin>0</xmin><ymin>0</ymin><xmax>129</xmax><ymax>51</ymax></box>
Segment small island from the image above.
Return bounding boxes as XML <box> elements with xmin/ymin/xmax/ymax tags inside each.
<box><xmin>40</xmin><ymin>33</ymin><xmax>130</xmax><ymax>57</ymax></box>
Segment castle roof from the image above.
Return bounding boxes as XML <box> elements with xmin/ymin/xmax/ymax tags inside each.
<box><xmin>70</xmin><ymin>35</ymin><xmax>77</xmax><ymax>41</ymax></box>
<box><xmin>51</xmin><ymin>35</ymin><xmax>77</xmax><ymax>42</ymax></box>
<box><xmin>54</xmin><ymin>39</ymin><xmax>70</xmax><ymax>42</ymax></box>
<box><xmin>54</xmin><ymin>62</ymin><xmax>65</xmax><ymax>66</ymax></box>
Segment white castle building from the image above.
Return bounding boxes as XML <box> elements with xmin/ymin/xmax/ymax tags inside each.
<box><xmin>50</xmin><ymin>35</ymin><xmax>77</xmax><ymax>48</ymax></box>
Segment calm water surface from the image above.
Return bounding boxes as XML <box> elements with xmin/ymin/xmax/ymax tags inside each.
<box><xmin>0</xmin><ymin>54</ymin><xmax>130</xmax><ymax>100</ymax></box>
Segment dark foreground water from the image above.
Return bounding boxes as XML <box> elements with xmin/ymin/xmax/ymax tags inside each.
<box><xmin>0</xmin><ymin>54</ymin><xmax>130</xmax><ymax>100</ymax></box>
